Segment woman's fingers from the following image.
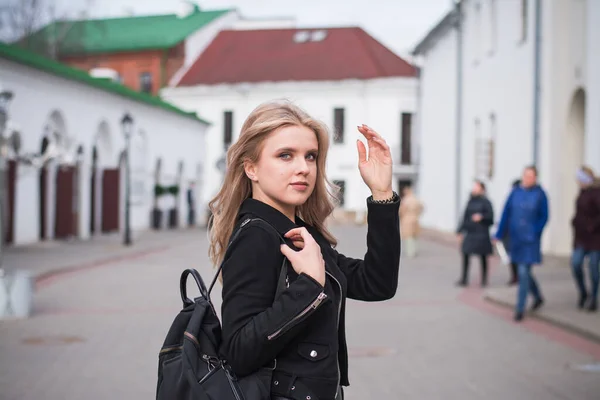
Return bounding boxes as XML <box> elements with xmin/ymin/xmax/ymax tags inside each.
<box><xmin>284</xmin><ymin>227</ymin><xmax>316</xmax><ymax>247</ymax></box>
<box><xmin>372</xmin><ymin>136</ymin><xmax>391</xmax><ymax>153</ymax></box>
<box><xmin>284</xmin><ymin>228</ymin><xmax>303</xmax><ymax>239</ymax></box>
<box><xmin>358</xmin><ymin>124</ymin><xmax>383</xmax><ymax>141</ymax></box>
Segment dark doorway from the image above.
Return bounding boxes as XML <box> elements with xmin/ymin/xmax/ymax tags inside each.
<box><xmin>101</xmin><ymin>168</ymin><xmax>120</xmax><ymax>233</ymax></box>
<box><xmin>400</xmin><ymin>113</ymin><xmax>413</xmax><ymax>165</ymax></box>
<box><xmin>54</xmin><ymin>166</ymin><xmax>76</xmax><ymax>239</ymax></box>
<box><xmin>5</xmin><ymin>160</ymin><xmax>16</xmax><ymax>244</ymax></box>
<box><xmin>90</xmin><ymin>146</ymin><xmax>98</xmax><ymax>234</ymax></box>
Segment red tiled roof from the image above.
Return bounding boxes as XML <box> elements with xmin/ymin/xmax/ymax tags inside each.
<box><xmin>177</xmin><ymin>27</ymin><xmax>417</xmax><ymax>86</ymax></box>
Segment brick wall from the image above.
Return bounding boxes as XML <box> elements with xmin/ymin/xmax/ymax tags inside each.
<box><xmin>61</xmin><ymin>42</ymin><xmax>185</xmax><ymax>95</ymax></box>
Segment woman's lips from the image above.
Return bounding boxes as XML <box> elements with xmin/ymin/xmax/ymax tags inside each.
<box><xmin>290</xmin><ymin>182</ymin><xmax>309</xmax><ymax>191</ymax></box>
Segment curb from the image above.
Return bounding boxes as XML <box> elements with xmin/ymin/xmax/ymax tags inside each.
<box><xmin>35</xmin><ymin>245</ymin><xmax>171</xmax><ymax>289</ymax></box>
<box><xmin>483</xmin><ymin>294</ymin><xmax>600</xmax><ymax>345</ymax></box>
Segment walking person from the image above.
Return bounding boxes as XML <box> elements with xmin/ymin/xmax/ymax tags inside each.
<box><xmin>494</xmin><ymin>166</ymin><xmax>549</xmax><ymax>322</ymax></box>
<box><xmin>502</xmin><ymin>179</ymin><xmax>521</xmax><ymax>286</ymax></box>
<box><xmin>186</xmin><ymin>181</ymin><xmax>196</xmax><ymax>227</ymax></box>
<box><xmin>456</xmin><ymin>180</ymin><xmax>494</xmax><ymax>287</ymax></box>
<box><xmin>399</xmin><ymin>183</ymin><xmax>424</xmax><ymax>258</ymax></box>
<box><xmin>570</xmin><ymin>166</ymin><xmax>600</xmax><ymax>312</ymax></box>
<box><xmin>209</xmin><ymin>101</ymin><xmax>400</xmax><ymax>400</ymax></box>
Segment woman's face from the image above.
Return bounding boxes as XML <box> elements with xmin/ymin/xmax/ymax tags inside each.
<box><xmin>471</xmin><ymin>181</ymin><xmax>483</xmax><ymax>196</ymax></box>
<box><xmin>246</xmin><ymin>125</ymin><xmax>319</xmax><ymax>219</ymax></box>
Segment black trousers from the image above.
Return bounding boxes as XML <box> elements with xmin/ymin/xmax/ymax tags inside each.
<box><xmin>461</xmin><ymin>253</ymin><xmax>488</xmax><ymax>285</ymax></box>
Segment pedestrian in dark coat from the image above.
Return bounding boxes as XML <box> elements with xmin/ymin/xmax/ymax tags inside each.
<box><xmin>502</xmin><ymin>179</ymin><xmax>521</xmax><ymax>285</ymax></box>
<box><xmin>456</xmin><ymin>180</ymin><xmax>494</xmax><ymax>286</ymax></box>
<box><xmin>494</xmin><ymin>166</ymin><xmax>549</xmax><ymax>322</ymax></box>
<box><xmin>570</xmin><ymin>166</ymin><xmax>600</xmax><ymax>312</ymax></box>
<box><xmin>208</xmin><ymin>101</ymin><xmax>401</xmax><ymax>400</ymax></box>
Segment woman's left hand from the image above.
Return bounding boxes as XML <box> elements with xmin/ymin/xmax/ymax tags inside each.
<box><xmin>357</xmin><ymin>124</ymin><xmax>393</xmax><ymax>200</ymax></box>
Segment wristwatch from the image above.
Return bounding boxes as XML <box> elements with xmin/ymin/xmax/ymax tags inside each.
<box><xmin>368</xmin><ymin>191</ymin><xmax>399</xmax><ymax>204</ymax></box>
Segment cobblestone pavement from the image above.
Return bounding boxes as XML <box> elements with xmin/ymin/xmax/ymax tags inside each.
<box><xmin>1</xmin><ymin>225</ymin><xmax>599</xmax><ymax>400</ymax></box>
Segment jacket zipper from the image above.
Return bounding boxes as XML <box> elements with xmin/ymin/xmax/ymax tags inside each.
<box><xmin>198</xmin><ymin>365</ymin><xmax>219</xmax><ymax>384</ymax></box>
<box><xmin>267</xmin><ymin>292</ymin><xmax>327</xmax><ymax>340</ymax></box>
<box><xmin>224</xmin><ymin>366</ymin><xmax>243</xmax><ymax>400</ymax></box>
<box><xmin>240</xmin><ymin>218</ymin><xmax>252</xmax><ymax>227</ymax></box>
<box><xmin>326</xmin><ymin>270</ymin><xmax>343</xmax><ymax>395</ymax></box>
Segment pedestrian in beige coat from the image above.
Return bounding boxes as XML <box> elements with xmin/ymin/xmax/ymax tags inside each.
<box><xmin>399</xmin><ymin>185</ymin><xmax>424</xmax><ymax>257</ymax></box>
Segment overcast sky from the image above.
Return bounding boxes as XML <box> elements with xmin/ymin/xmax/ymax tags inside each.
<box><xmin>48</xmin><ymin>0</ymin><xmax>451</xmax><ymax>57</ymax></box>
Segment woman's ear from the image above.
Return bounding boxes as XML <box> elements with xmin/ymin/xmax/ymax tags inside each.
<box><xmin>243</xmin><ymin>161</ymin><xmax>258</xmax><ymax>182</ymax></box>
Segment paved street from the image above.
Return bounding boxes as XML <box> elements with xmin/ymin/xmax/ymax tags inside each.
<box><xmin>1</xmin><ymin>225</ymin><xmax>600</xmax><ymax>400</ymax></box>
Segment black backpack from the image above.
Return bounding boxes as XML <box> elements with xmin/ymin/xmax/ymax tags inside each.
<box><xmin>156</xmin><ymin>217</ymin><xmax>288</xmax><ymax>400</ymax></box>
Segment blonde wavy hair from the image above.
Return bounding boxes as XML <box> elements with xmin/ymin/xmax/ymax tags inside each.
<box><xmin>208</xmin><ymin>100</ymin><xmax>339</xmax><ymax>267</ymax></box>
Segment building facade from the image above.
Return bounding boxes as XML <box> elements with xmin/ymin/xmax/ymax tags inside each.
<box><xmin>414</xmin><ymin>0</ymin><xmax>600</xmax><ymax>256</ymax></box>
<box><xmin>0</xmin><ymin>43</ymin><xmax>209</xmax><ymax>246</ymax></box>
<box><xmin>24</xmin><ymin>5</ymin><xmax>237</xmax><ymax>95</ymax></box>
<box><xmin>162</xmin><ymin>27</ymin><xmax>419</xmax><ymax>220</ymax></box>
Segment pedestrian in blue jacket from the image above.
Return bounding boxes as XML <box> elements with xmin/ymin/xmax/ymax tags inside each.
<box><xmin>494</xmin><ymin>166</ymin><xmax>549</xmax><ymax>321</ymax></box>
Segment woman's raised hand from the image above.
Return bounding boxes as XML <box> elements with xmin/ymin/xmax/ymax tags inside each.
<box><xmin>356</xmin><ymin>124</ymin><xmax>393</xmax><ymax>200</ymax></box>
<box><xmin>280</xmin><ymin>228</ymin><xmax>325</xmax><ymax>287</ymax></box>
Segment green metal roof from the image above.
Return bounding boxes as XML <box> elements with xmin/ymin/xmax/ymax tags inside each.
<box><xmin>0</xmin><ymin>42</ymin><xmax>210</xmax><ymax>124</ymax></box>
<box><xmin>25</xmin><ymin>7</ymin><xmax>232</xmax><ymax>55</ymax></box>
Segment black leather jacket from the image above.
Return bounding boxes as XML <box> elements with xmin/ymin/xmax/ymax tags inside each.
<box><xmin>219</xmin><ymin>197</ymin><xmax>401</xmax><ymax>400</ymax></box>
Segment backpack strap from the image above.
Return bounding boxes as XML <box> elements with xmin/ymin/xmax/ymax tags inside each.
<box><xmin>180</xmin><ymin>269</ymin><xmax>209</xmax><ymax>307</ymax></box>
<box><xmin>207</xmin><ymin>217</ymin><xmax>289</xmax><ymax>301</ymax></box>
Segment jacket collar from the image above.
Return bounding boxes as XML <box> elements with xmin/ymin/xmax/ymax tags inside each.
<box><xmin>238</xmin><ymin>198</ymin><xmax>300</xmax><ymax>236</ymax></box>
<box><xmin>518</xmin><ymin>184</ymin><xmax>541</xmax><ymax>192</ymax></box>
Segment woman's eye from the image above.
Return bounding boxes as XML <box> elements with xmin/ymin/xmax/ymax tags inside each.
<box><xmin>279</xmin><ymin>153</ymin><xmax>291</xmax><ymax>160</ymax></box>
<box><xmin>306</xmin><ymin>153</ymin><xmax>317</xmax><ymax>161</ymax></box>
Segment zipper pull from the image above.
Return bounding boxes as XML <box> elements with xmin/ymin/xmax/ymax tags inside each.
<box><xmin>223</xmin><ymin>363</ymin><xmax>238</xmax><ymax>381</ymax></box>
<box><xmin>312</xmin><ymin>292</ymin><xmax>327</xmax><ymax>309</ymax></box>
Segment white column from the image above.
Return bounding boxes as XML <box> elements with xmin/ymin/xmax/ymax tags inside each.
<box><xmin>77</xmin><ymin>159</ymin><xmax>91</xmax><ymax>240</ymax></box>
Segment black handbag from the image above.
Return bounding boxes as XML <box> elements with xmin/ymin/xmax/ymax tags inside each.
<box><xmin>156</xmin><ymin>217</ymin><xmax>288</xmax><ymax>400</ymax></box>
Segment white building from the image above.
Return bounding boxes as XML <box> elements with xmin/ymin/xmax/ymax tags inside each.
<box><xmin>413</xmin><ymin>0</ymin><xmax>600</xmax><ymax>256</ymax></box>
<box><xmin>0</xmin><ymin>42</ymin><xmax>210</xmax><ymax>246</ymax></box>
<box><xmin>162</xmin><ymin>27</ymin><xmax>418</xmax><ymax>219</ymax></box>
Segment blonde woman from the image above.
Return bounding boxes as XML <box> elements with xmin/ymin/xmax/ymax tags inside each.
<box><xmin>399</xmin><ymin>183</ymin><xmax>424</xmax><ymax>257</ymax></box>
<box><xmin>208</xmin><ymin>101</ymin><xmax>401</xmax><ymax>400</ymax></box>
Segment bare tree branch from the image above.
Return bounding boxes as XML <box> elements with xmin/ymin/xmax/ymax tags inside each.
<box><xmin>0</xmin><ymin>0</ymin><xmax>103</xmax><ymax>60</ymax></box>
<box><xmin>0</xmin><ymin>0</ymin><xmax>48</xmax><ymax>43</ymax></box>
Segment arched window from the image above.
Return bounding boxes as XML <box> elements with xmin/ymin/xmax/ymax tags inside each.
<box><xmin>474</xmin><ymin>115</ymin><xmax>496</xmax><ymax>180</ymax></box>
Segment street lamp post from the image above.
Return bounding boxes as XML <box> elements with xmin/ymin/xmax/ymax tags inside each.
<box><xmin>121</xmin><ymin>113</ymin><xmax>133</xmax><ymax>246</ymax></box>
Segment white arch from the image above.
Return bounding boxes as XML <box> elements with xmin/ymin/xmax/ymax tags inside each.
<box><xmin>41</xmin><ymin>109</ymin><xmax>72</xmax><ymax>159</ymax></box>
<box><xmin>93</xmin><ymin>120</ymin><xmax>114</xmax><ymax>168</ymax></box>
<box><xmin>47</xmin><ymin>109</ymin><xmax>67</xmax><ymax>138</ymax></box>
<box><xmin>556</xmin><ymin>88</ymin><xmax>586</xmax><ymax>255</ymax></box>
